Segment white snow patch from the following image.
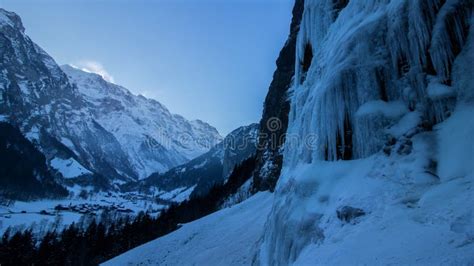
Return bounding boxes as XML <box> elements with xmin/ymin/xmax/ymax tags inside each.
<box><xmin>60</xmin><ymin>137</ymin><xmax>75</xmax><ymax>150</ymax></box>
<box><xmin>172</xmin><ymin>186</ymin><xmax>197</xmax><ymax>203</ymax></box>
<box><xmin>50</xmin><ymin>157</ymin><xmax>92</xmax><ymax>179</ymax></box>
<box><xmin>158</xmin><ymin>185</ymin><xmax>197</xmax><ymax>203</ymax></box>
<box><xmin>17</xmin><ymin>81</ymin><xmax>30</xmax><ymax>95</ymax></box>
<box><xmin>386</xmin><ymin>111</ymin><xmax>422</xmax><ymax>138</ymax></box>
<box><xmin>193</xmin><ymin>159</ymin><xmax>208</xmax><ymax>169</ymax></box>
<box><xmin>356</xmin><ymin>100</ymin><xmax>408</xmax><ymax>118</ymax></box>
<box><xmin>25</xmin><ymin>126</ymin><xmax>40</xmax><ymax>141</ymax></box>
<box><xmin>427</xmin><ymin>80</ymin><xmax>455</xmax><ymax>100</ymax></box>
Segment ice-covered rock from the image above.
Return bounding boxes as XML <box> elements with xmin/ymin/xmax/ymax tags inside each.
<box><xmin>285</xmin><ymin>0</ymin><xmax>471</xmax><ymax>164</ymax></box>
<box><xmin>258</xmin><ymin>0</ymin><xmax>473</xmax><ymax>265</ymax></box>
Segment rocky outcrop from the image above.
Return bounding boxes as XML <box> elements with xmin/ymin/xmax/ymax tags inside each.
<box><xmin>252</xmin><ymin>0</ymin><xmax>305</xmax><ymax>192</ymax></box>
<box><xmin>336</xmin><ymin>206</ymin><xmax>366</xmax><ymax>223</ymax></box>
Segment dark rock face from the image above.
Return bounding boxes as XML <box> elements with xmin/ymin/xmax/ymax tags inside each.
<box><xmin>336</xmin><ymin>206</ymin><xmax>366</xmax><ymax>223</ymax></box>
<box><xmin>252</xmin><ymin>0</ymin><xmax>305</xmax><ymax>192</ymax></box>
<box><xmin>0</xmin><ymin>122</ymin><xmax>68</xmax><ymax>200</ymax></box>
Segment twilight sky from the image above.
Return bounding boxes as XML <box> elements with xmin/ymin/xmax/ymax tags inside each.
<box><xmin>0</xmin><ymin>0</ymin><xmax>294</xmax><ymax>135</ymax></box>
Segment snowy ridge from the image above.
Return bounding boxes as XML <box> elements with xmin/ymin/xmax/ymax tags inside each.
<box><xmin>62</xmin><ymin>65</ymin><xmax>222</xmax><ymax>179</ymax></box>
<box><xmin>140</xmin><ymin>123</ymin><xmax>258</xmax><ymax>198</ymax></box>
<box><xmin>0</xmin><ymin>8</ymin><xmax>24</xmax><ymax>33</ymax></box>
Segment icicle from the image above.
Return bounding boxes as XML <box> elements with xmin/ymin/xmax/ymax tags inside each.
<box><xmin>284</xmin><ymin>0</ymin><xmax>472</xmax><ymax>167</ymax></box>
<box><xmin>430</xmin><ymin>0</ymin><xmax>470</xmax><ymax>83</ymax></box>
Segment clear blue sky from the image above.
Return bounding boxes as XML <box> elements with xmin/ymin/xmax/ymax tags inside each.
<box><xmin>0</xmin><ymin>0</ymin><xmax>294</xmax><ymax>135</ymax></box>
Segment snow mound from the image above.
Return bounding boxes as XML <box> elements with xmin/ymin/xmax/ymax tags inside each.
<box><xmin>355</xmin><ymin>100</ymin><xmax>407</xmax><ymax>118</ymax></box>
<box><xmin>427</xmin><ymin>78</ymin><xmax>456</xmax><ymax>100</ymax></box>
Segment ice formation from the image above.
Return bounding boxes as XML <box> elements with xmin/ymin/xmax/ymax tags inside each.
<box><xmin>286</xmin><ymin>0</ymin><xmax>470</xmax><ymax>164</ymax></box>
<box><xmin>258</xmin><ymin>0</ymin><xmax>473</xmax><ymax>264</ymax></box>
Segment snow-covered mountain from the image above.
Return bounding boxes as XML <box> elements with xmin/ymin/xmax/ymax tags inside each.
<box><xmin>61</xmin><ymin>65</ymin><xmax>222</xmax><ymax>179</ymax></box>
<box><xmin>107</xmin><ymin>0</ymin><xmax>474</xmax><ymax>264</ymax></box>
<box><xmin>135</xmin><ymin>123</ymin><xmax>258</xmax><ymax>200</ymax></box>
<box><xmin>0</xmin><ymin>8</ymin><xmax>222</xmax><ymax>188</ymax></box>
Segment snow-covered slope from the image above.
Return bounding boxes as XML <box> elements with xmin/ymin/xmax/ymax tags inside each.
<box><xmin>103</xmin><ymin>192</ymin><xmax>272</xmax><ymax>266</ymax></box>
<box><xmin>0</xmin><ymin>8</ymin><xmax>222</xmax><ymax>186</ymax></box>
<box><xmin>138</xmin><ymin>123</ymin><xmax>258</xmax><ymax>199</ymax></box>
<box><xmin>50</xmin><ymin>157</ymin><xmax>92</xmax><ymax>179</ymax></box>
<box><xmin>62</xmin><ymin>65</ymin><xmax>222</xmax><ymax>179</ymax></box>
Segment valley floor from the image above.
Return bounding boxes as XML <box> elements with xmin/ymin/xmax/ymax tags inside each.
<box><xmin>0</xmin><ymin>191</ymin><xmax>166</xmax><ymax>235</ymax></box>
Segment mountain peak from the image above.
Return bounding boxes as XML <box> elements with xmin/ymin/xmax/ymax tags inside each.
<box><xmin>191</xmin><ymin>119</ymin><xmax>222</xmax><ymax>137</ymax></box>
<box><xmin>61</xmin><ymin>64</ymin><xmax>110</xmax><ymax>83</ymax></box>
<box><xmin>0</xmin><ymin>8</ymin><xmax>25</xmax><ymax>33</ymax></box>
